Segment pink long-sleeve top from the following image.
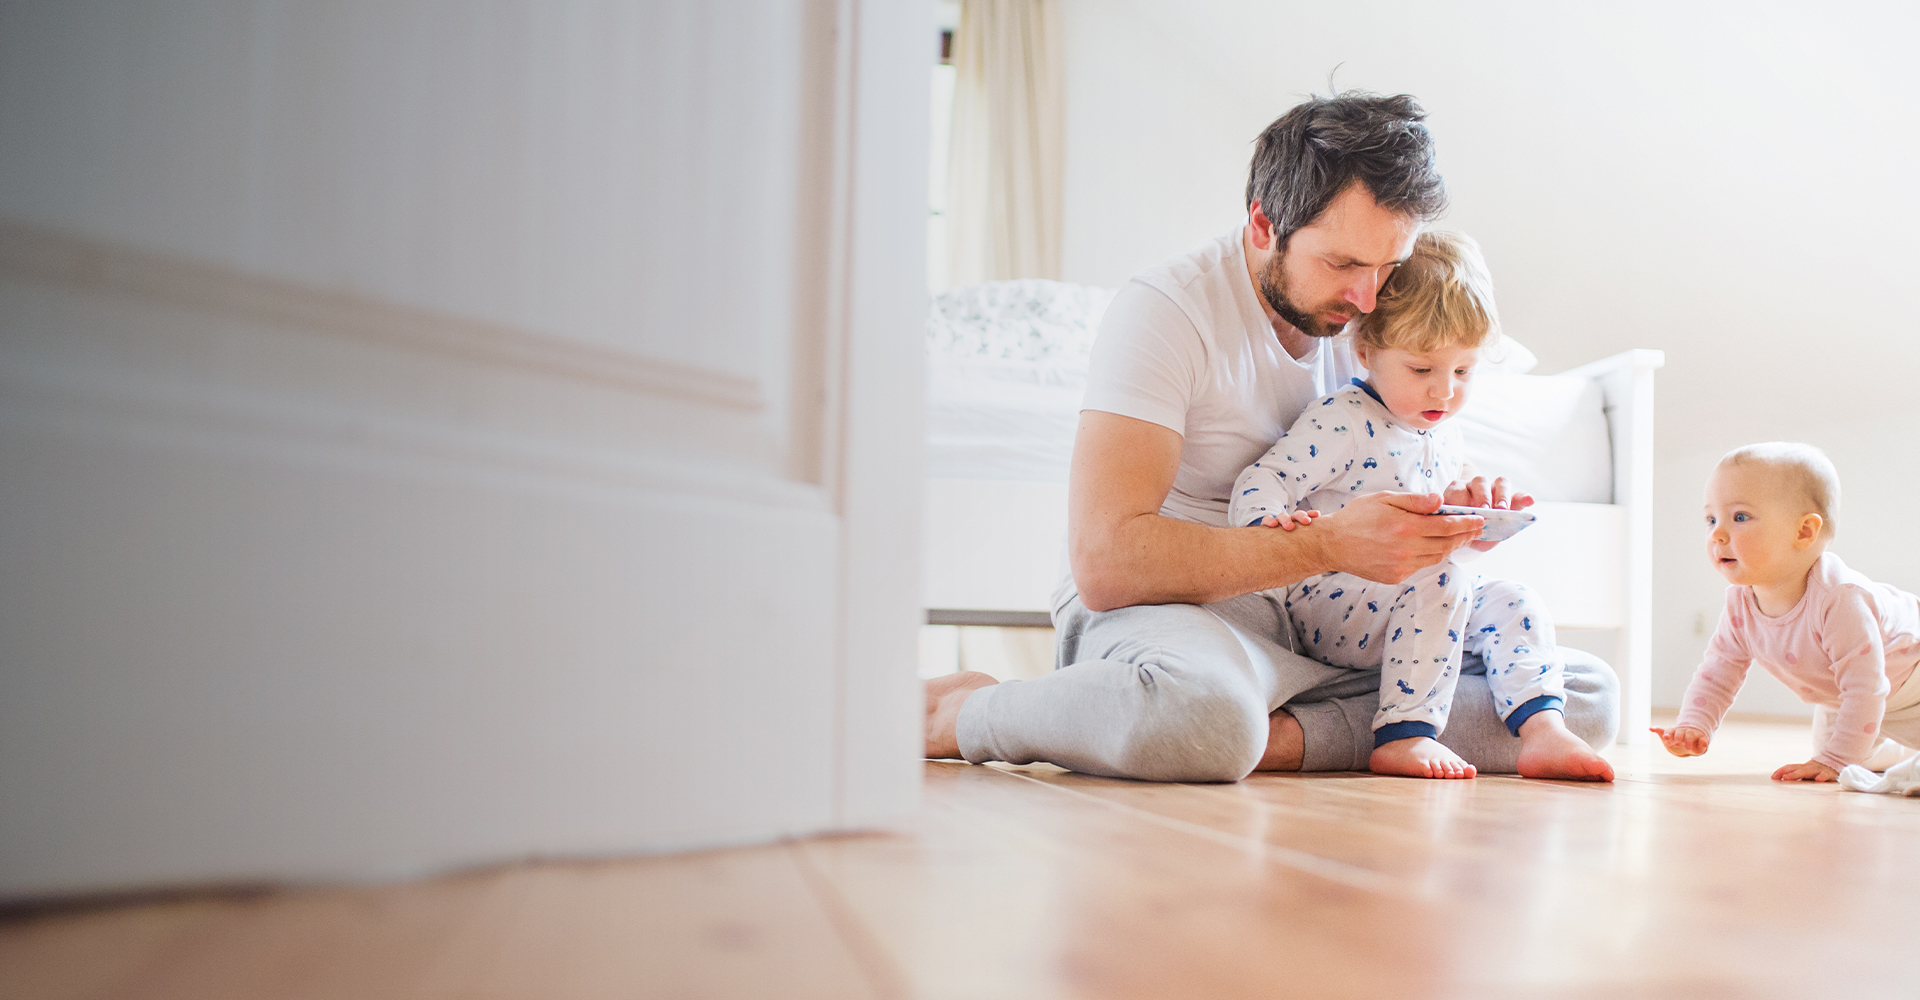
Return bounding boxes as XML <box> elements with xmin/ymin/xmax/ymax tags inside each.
<box><xmin>1676</xmin><ymin>552</ymin><xmax>1920</xmax><ymax>771</ymax></box>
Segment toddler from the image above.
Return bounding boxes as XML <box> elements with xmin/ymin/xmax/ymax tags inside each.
<box><xmin>1653</xmin><ymin>443</ymin><xmax>1920</xmax><ymax>780</ymax></box>
<box><xmin>1230</xmin><ymin>231</ymin><xmax>1613</xmax><ymax>782</ymax></box>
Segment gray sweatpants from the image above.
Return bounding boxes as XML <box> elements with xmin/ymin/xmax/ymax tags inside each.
<box><xmin>954</xmin><ymin>588</ymin><xmax>1620</xmax><ymax>782</ymax></box>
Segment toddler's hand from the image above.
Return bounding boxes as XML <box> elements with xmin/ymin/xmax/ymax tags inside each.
<box><xmin>1772</xmin><ymin>760</ymin><xmax>1839</xmax><ymax>782</ymax></box>
<box><xmin>1649</xmin><ymin>725</ymin><xmax>1710</xmax><ymax>757</ymax></box>
<box><xmin>1444</xmin><ymin>476</ymin><xmax>1534</xmax><ymax>512</ymax></box>
<box><xmin>1258</xmin><ymin>510</ymin><xmax>1319</xmax><ymax>532</ymax></box>
<box><xmin>1448</xmin><ymin>476</ymin><xmax>1535</xmax><ymax>551</ymax></box>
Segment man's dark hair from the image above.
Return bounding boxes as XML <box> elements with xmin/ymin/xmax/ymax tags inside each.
<box><xmin>1245</xmin><ymin>91</ymin><xmax>1447</xmax><ymax>249</ymax></box>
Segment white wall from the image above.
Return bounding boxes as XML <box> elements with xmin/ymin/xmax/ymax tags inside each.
<box><xmin>1059</xmin><ymin>0</ymin><xmax>1920</xmax><ymax>715</ymax></box>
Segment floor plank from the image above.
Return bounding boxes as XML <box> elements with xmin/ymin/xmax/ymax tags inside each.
<box><xmin>993</xmin><ymin>721</ymin><xmax>1920</xmax><ymax>998</ymax></box>
<box><xmin>417</xmin><ymin>850</ymin><xmax>885</xmax><ymax>1000</ymax></box>
<box><xmin>0</xmin><ymin>849</ymin><xmax>882</xmax><ymax>1000</ymax></box>
<box><xmin>800</xmin><ymin>762</ymin><xmax>1455</xmax><ymax>1000</ymax></box>
<box><xmin>3</xmin><ymin>718</ymin><xmax>1917</xmax><ymax>999</ymax></box>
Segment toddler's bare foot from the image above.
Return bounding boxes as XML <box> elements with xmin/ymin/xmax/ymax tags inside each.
<box><xmin>1516</xmin><ymin>711</ymin><xmax>1614</xmax><ymax>782</ymax></box>
<box><xmin>924</xmin><ymin>671</ymin><xmax>998</xmax><ymax>760</ymax></box>
<box><xmin>1370</xmin><ymin>736</ymin><xmax>1476</xmax><ymax>779</ymax></box>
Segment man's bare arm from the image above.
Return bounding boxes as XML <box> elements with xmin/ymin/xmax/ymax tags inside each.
<box><xmin>1068</xmin><ymin>411</ymin><xmax>1486</xmax><ymax>612</ymax></box>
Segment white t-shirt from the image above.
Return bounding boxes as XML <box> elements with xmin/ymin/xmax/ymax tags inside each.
<box><xmin>1082</xmin><ymin>226</ymin><xmax>1364</xmax><ymax>528</ymax></box>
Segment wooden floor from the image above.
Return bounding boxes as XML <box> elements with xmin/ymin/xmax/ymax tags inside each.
<box><xmin>5</xmin><ymin>718</ymin><xmax>1920</xmax><ymax>999</ymax></box>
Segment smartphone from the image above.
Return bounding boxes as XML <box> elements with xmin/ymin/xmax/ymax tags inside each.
<box><xmin>1434</xmin><ymin>504</ymin><xmax>1536</xmax><ymax>543</ymax></box>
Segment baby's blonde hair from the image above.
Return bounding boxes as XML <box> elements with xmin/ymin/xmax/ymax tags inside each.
<box><xmin>1355</xmin><ymin>229</ymin><xmax>1499</xmax><ymax>354</ymax></box>
<box><xmin>1718</xmin><ymin>442</ymin><xmax>1841</xmax><ymax>540</ymax></box>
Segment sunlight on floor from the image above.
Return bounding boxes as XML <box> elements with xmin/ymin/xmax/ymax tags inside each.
<box><xmin>1615</xmin><ymin>713</ymin><xmax>1817</xmax><ymax>778</ymax></box>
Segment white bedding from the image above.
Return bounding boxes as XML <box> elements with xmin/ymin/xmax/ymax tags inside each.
<box><xmin>927</xmin><ymin>353</ymin><xmax>1615</xmax><ymax>501</ymax></box>
<box><xmin>925</xmin><ymin>359</ymin><xmax>1084</xmax><ymax>482</ymax></box>
<box><xmin>925</xmin><ymin>278</ymin><xmax>1613</xmax><ymax>500</ymax></box>
<box><xmin>925</xmin><ymin>280</ymin><xmax>1107</xmax><ymax>482</ymax></box>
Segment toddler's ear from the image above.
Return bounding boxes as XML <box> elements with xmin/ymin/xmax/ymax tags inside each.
<box><xmin>1793</xmin><ymin>513</ymin><xmax>1824</xmax><ymax>549</ymax></box>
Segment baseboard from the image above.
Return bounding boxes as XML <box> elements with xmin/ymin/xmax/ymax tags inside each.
<box><xmin>925</xmin><ymin>609</ymin><xmax>1054</xmax><ymax>628</ymax></box>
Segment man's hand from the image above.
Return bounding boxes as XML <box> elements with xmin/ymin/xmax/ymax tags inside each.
<box><xmin>1308</xmin><ymin>492</ymin><xmax>1483</xmax><ymax>585</ymax></box>
<box><xmin>1649</xmin><ymin>725</ymin><xmax>1710</xmax><ymax>757</ymax></box>
<box><xmin>1773</xmin><ymin>760</ymin><xmax>1840</xmax><ymax>782</ymax></box>
<box><xmin>1445</xmin><ymin>475</ymin><xmax>1535</xmax><ymax>552</ymax></box>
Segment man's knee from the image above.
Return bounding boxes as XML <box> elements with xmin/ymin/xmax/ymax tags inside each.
<box><xmin>1560</xmin><ymin>648</ymin><xmax>1621</xmax><ymax>748</ymax></box>
<box><xmin>1111</xmin><ymin>662</ymin><xmax>1268</xmax><ymax>782</ymax></box>
<box><xmin>1054</xmin><ymin>599</ymin><xmax>1282</xmax><ymax>782</ymax></box>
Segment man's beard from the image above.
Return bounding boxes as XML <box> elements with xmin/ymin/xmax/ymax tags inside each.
<box><xmin>1258</xmin><ymin>249</ymin><xmax>1350</xmax><ymax>339</ymax></box>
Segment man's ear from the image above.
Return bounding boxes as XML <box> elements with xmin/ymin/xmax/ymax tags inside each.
<box><xmin>1248</xmin><ymin>200</ymin><xmax>1276</xmax><ymax>251</ymax></box>
<box><xmin>1794</xmin><ymin>513</ymin><xmax>1824</xmax><ymax>549</ymax></box>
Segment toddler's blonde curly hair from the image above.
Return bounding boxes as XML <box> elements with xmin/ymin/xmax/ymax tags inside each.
<box><xmin>1355</xmin><ymin>230</ymin><xmax>1499</xmax><ymax>355</ymax></box>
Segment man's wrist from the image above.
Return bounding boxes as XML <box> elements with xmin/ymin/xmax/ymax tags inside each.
<box><xmin>1255</xmin><ymin>513</ymin><xmax>1334</xmax><ymax>584</ymax></box>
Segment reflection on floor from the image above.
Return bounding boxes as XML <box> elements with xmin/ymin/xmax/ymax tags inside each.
<box><xmin>3</xmin><ymin>717</ymin><xmax>1917</xmax><ymax>999</ymax></box>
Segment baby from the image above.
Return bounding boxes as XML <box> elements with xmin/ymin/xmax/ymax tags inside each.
<box><xmin>1653</xmin><ymin>443</ymin><xmax>1920</xmax><ymax>780</ymax></box>
<box><xmin>1230</xmin><ymin>231</ymin><xmax>1613</xmax><ymax>782</ymax></box>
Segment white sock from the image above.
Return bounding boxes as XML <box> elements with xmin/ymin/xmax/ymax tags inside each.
<box><xmin>1839</xmin><ymin>748</ymin><xmax>1920</xmax><ymax>794</ymax></box>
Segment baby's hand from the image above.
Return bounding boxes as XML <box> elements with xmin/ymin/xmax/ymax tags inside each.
<box><xmin>1258</xmin><ymin>510</ymin><xmax>1319</xmax><ymax>532</ymax></box>
<box><xmin>1772</xmin><ymin>760</ymin><xmax>1839</xmax><ymax>782</ymax></box>
<box><xmin>1649</xmin><ymin>725</ymin><xmax>1710</xmax><ymax>757</ymax></box>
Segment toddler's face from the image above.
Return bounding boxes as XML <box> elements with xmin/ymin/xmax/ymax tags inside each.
<box><xmin>1360</xmin><ymin>344</ymin><xmax>1479</xmax><ymax>429</ymax></box>
<box><xmin>1702</xmin><ymin>463</ymin><xmax>1812</xmax><ymax>588</ymax></box>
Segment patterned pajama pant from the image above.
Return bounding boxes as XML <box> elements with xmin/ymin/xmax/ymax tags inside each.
<box><xmin>1286</xmin><ymin>563</ymin><xmax>1567</xmax><ymax>745</ymax></box>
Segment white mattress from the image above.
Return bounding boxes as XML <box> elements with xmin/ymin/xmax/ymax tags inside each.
<box><xmin>925</xmin><ymin>358</ymin><xmax>1084</xmax><ymax>483</ymax></box>
<box><xmin>924</xmin><ymin>361</ymin><xmax>1615</xmax><ymax>502</ymax></box>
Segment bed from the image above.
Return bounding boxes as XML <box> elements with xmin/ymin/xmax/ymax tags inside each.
<box><xmin>922</xmin><ymin>279</ymin><xmax>1664</xmax><ymax>744</ymax></box>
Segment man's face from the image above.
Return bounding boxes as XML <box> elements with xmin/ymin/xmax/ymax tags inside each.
<box><xmin>1257</xmin><ymin>183</ymin><xmax>1422</xmax><ymax>338</ymax></box>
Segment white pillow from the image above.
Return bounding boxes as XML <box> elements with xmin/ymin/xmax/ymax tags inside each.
<box><xmin>1455</xmin><ymin>371</ymin><xmax>1612</xmax><ymax>503</ymax></box>
<box><xmin>1479</xmin><ymin>334</ymin><xmax>1538</xmax><ymax>374</ymax></box>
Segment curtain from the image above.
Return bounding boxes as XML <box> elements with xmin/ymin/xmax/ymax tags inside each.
<box><xmin>946</xmin><ymin>0</ymin><xmax>1063</xmax><ymax>286</ymax></box>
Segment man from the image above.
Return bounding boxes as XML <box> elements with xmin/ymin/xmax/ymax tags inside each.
<box><xmin>925</xmin><ymin>92</ymin><xmax>1619</xmax><ymax>781</ymax></box>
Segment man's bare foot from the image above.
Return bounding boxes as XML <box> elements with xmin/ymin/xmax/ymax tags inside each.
<box><xmin>924</xmin><ymin>671</ymin><xmax>998</xmax><ymax>760</ymax></box>
<box><xmin>1515</xmin><ymin>711</ymin><xmax>1614</xmax><ymax>782</ymax></box>
<box><xmin>1370</xmin><ymin>736</ymin><xmax>1476</xmax><ymax>779</ymax></box>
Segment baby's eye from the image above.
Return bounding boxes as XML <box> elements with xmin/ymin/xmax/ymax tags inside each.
<box><xmin>1705</xmin><ymin>516</ymin><xmax>1716</xmax><ymax>526</ymax></box>
<box><xmin>1411</xmin><ymin>367</ymin><xmax>1432</xmax><ymax>375</ymax></box>
<box><xmin>1733</xmin><ymin>512</ymin><xmax>1750</xmax><ymax>522</ymax></box>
